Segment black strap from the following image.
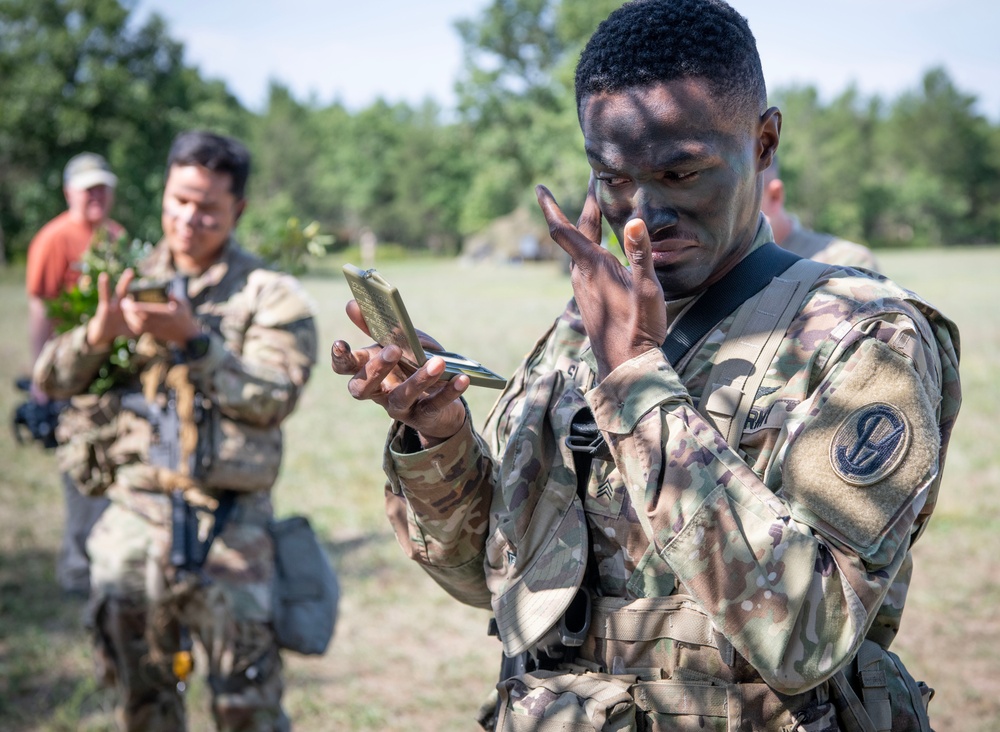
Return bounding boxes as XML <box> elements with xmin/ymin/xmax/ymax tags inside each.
<box><xmin>565</xmin><ymin>241</ymin><xmax>803</xmax><ymax>473</ymax></box>
<box><xmin>173</xmin><ymin>490</ymin><xmax>238</xmax><ymax>572</ymax></box>
<box><xmin>201</xmin><ymin>490</ymin><xmax>238</xmax><ymax>562</ymax></box>
<box><xmin>566</xmin><ymin>409</ymin><xmax>612</xmax><ymax>468</ymax></box>
<box><xmin>567</xmin><ymin>408</ymin><xmax>604</xmax><ymax>591</ymax></box>
<box><xmin>661</xmin><ymin>242</ymin><xmax>802</xmax><ymax>365</ymax></box>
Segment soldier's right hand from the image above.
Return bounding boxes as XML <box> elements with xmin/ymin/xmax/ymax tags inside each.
<box><xmin>330</xmin><ymin>299</ymin><xmax>469</xmax><ymax>448</ymax></box>
<box><xmin>86</xmin><ymin>269</ymin><xmax>137</xmax><ymax>349</ymax></box>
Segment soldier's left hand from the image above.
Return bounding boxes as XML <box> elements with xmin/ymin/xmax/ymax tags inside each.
<box><xmin>120</xmin><ymin>290</ymin><xmax>201</xmax><ymax>346</ymax></box>
<box><xmin>331</xmin><ymin>299</ymin><xmax>469</xmax><ymax>447</ymax></box>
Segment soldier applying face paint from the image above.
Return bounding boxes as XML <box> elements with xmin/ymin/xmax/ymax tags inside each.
<box><xmin>332</xmin><ymin>2</ymin><xmax>961</xmax><ymax>729</ymax></box>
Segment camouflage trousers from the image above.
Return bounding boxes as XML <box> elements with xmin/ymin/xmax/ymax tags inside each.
<box><xmin>87</xmin><ymin>500</ymin><xmax>289</xmax><ymax>731</ymax></box>
<box><xmin>57</xmin><ymin>472</ymin><xmax>109</xmax><ymax>594</ymax></box>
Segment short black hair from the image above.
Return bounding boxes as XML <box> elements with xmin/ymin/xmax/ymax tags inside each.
<box><xmin>575</xmin><ymin>0</ymin><xmax>767</xmax><ymax>121</ymax></box>
<box><xmin>166</xmin><ymin>131</ymin><xmax>251</xmax><ymax>199</ymax></box>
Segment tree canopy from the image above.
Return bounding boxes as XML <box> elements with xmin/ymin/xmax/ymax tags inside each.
<box><xmin>2</xmin><ymin>0</ymin><xmax>998</xmax><ymax>263</ymax></box>
<box><xmin>0</xmin><ymin>0</ymin><xmax>248</xmax><ymax>253</ymax></box>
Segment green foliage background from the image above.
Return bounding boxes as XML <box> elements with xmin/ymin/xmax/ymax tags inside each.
<box><xmin>2</xmin><ymin>0</ymin><xmax>999</xmax><ymax>265</ymax></box>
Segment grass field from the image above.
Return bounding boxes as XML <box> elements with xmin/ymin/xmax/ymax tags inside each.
<box><xmin>1</xmin><ymin>247</ymin><xmax>997</xmax><ymax>730</ymax></box>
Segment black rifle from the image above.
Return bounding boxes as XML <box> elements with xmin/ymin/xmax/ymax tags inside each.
<box><xmin>119</xmin><ymin>275</ymin><xmax>226</xmax><ymax>581</ymax></box>
<box><xmin>120</xmin><ymin>387</ymin><xmax>231</xmax><ymax>581</ymax></box>
<box><xmin>11</xmin><ymin>376</ymin><xmax>65</xmax><ymax>449</ymax></box>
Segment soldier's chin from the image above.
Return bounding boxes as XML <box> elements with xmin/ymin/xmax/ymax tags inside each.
<box><xmin>654</xmin><ymin>265</ymin><xmax>709</xmax><ymax>301</ymax></box>
<box><xmin>169</xmin><ymin>232</ymin><xmax>196</xmax><ymax>249</ymax></box>
<box><xmin>654</xmin><ymin>269</ymin><xmax>682</xmax><ymax>299</ymax></box>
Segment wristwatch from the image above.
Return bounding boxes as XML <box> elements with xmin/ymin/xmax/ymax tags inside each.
<box><xmin>184</xmin><ymin>333</ymin><xmax>211</xmax><ymax>361</ymax></box>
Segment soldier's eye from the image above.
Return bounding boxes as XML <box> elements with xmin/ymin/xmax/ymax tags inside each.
<box><xmin>596</xmin><ymin>174</ymin><xmax>630</xmax><ymax>188</ymax></box>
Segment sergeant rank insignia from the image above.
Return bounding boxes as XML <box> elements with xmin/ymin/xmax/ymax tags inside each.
<box><xmin>829</xmin><ymin>402</ymin><xmax>911</xmax><ymax>486</ymax></box>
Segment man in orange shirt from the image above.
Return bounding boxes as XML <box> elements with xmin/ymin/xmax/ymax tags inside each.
<box><xmin>25</xmin><ymin>152</ymin><xmax>123</xmax><ymax>594</ymax></box>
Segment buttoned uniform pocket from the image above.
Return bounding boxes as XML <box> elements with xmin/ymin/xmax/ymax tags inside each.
<box><xmin>496</xmin><ymin>670</ymin><xmax>637</xmax><ymax>731</ymax></box>
<box><xmin>195</xmin><ymin>409</ymin><xmax>282</xmax><ymax>492</ymax></box>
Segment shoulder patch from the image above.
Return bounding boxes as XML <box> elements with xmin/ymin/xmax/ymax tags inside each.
<box><xmin>783</xmin><ymin>338</ymin><xmax>939</xmax><ymax>553</ymax></box>
<box><xmin>830</xmin><ymin>402</ymin><xmax>911</xmax><ymax>486</ymax></box>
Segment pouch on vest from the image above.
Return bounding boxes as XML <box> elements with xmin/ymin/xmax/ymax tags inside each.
<box><xmin>495</xmin><ymin>668</ymin><xmax>840</xmax><ymax>732</ymax></box>
<box><xmin>195</xmin><ymin>409</ymin><xmax>283</xmax><ymax>492</ymax></box>
<box><xmin>496</xmin><ymin>670</ymin><xmax>637</xmax><ymax>731</ymax></box>
<box><xmin>827</xmin><ymin>639</ymin><xmax>933</xmax><ymax>732</ymax></box>
<box><xmin>56</xmin><ymin>391</ymin><xmax>123</xmax><ymax>496</ymax></box>
<box><xmin>269</xmin><ymin>514</ymin><xmax>339</xmax><ymax>655</ymax></box>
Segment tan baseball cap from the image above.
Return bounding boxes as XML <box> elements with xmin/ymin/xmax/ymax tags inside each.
<box><xmin>64</xmin><ymin>152</ymin><xmax>118</xmax><ymax>190</ymax></box>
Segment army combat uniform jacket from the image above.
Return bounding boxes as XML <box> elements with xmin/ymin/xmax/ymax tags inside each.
<box><xmin>382</xmin><ymin>222</ymin><xmax>961</xmax><ymax>731</ymax></box>
<box><xmin>782</xmin><ymin>214</ymin><xmax>881</xmax><ymax>272</ymax></box>
<box><xmin>35</xmin><ymin>236</ymin><xmax>318</xmax><ymax>595</ymax></box>
<box><xmin>37</xmin><ymin>239</ymin><xmax>317</xmax><ymax>516</ymax></box>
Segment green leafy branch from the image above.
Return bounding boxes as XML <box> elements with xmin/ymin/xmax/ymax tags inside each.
<box><xmin>239</xmin><ymin>193</ymin><xmax>333</xmax><ymax>275</ymax></box>
<box><xmin>45</xmin><ymin>229</ymin><xmax>153</xmax><ymax>394</ymax></box>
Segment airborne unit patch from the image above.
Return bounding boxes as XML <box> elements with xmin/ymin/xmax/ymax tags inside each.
<box><xmin>781</xmin><ymin>338</ymin><xmax>938</xmax><ymax>552</ymax></box>
<box><xmin>830</xmin><ymin>403</ymin><xmax>911</xmax><ymax>486</ymax></box>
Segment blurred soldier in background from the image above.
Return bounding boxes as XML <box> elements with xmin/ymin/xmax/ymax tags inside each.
<box><xmin>25</xmin><ymin>152</ymin><xmax>123</xmax><ymax>595</ymax></box>
<box><xmin>761</xmin><ymin>153</ymin><xmax>880</xmax><ymax>270</ymax></box>
<box><xmin>35</xmin><ymin>131</ymin><xmax>317</xmax><ymax>731</ymax></box>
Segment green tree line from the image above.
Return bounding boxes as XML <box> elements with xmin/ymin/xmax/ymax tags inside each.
<box><xmin>3</xmin><ymin>0</ymin><xmax>999</xmax><ymax>263</ymax></box>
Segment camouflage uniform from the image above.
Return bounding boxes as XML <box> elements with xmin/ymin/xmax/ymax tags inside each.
<box><xmin>781</xmin><ymin>214</ymin><xmax>881</xmax><ymax>272</ymax></box>
<box><xmin>381</xmin><ymin>220</ymin><xmax>960</xmax><ymax>730</ymax></box>
<box><xmin>35</xmin><ymin>239</ymin><xmax>317</xmax><ymax>731</ymax></box>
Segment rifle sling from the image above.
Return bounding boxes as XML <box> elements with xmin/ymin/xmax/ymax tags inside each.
<box><xmin>197</xmin><ymin>490</ymin><xmax>238</xmax><ymax>567</ymax></box>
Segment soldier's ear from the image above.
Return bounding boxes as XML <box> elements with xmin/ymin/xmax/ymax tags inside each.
<box><xmin>757</xmin><ymin>107</ymin><xmax>781</xmax><ymax>171</ymax></box>
<box><xmin>234</xmin><ymin>199</ymin><xmax>247</xmax><ymax>225</ymax></box>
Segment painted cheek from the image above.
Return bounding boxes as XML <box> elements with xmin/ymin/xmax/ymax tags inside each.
<box><xmin>596</xmin><ymin>186</ymin><xmax>631</xmax><ymax>229</ymax></box>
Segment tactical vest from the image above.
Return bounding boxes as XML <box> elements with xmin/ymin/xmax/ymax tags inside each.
<box><xmin>488</xmin><ymin>261</ymin><xmax>941</xmax><ymax>731</ymax></box>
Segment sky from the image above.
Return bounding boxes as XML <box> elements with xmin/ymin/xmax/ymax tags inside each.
<box><xmin>134</xmin><ymin>0</ymin><xmax>1000</xmax><ymax>120</ymax></box>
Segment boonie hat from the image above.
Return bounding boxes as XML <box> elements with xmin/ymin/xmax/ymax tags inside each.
<box><xmin>485</xmin><ymin>379</ymin><xmax>590</xmax><ymax>657</ymax></box>
<box><xmin>64</xmin><ymin>152</ymin><xmax>118</xmax><ymax>190</ymax></box>
<box><xmin>489</xmin><ymin>488</ymin><xmax>588</xmax><ymax>657</ymax></box>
